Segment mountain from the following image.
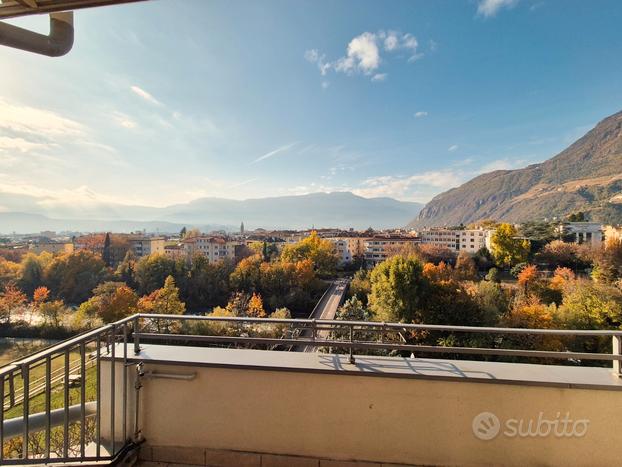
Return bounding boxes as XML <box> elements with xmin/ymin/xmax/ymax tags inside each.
<box><xmin>0</xmin><ymin>192</ymin><xmax>422</xmax><ymax>234</ymax></box>
<box><xmin>159</xmin><ymin>192</ymin><xmax>422</xmax><ymax>230</ymax></box>
<box><xmin>410</xmin><ymin>110</ymin><xmax>622</xmax><ymax>228</ymax></box>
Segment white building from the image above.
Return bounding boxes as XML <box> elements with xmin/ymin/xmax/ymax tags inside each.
<box><xmin>557</xmin><ymin>222</ymin><xmax>603</xmax><ymax>247</ymax></box>
<box><xmin>416</xmin><ymin>229</ymin><xmax>493</xmax><ymax>254</ymax></box>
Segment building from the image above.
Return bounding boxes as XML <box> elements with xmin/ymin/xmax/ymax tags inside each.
<box><xmin>129</xmin><ymin>236</ymin><xmax>166</xmax><ymax>258</ymax></box>
<box><xmin>416</xmin><ymin>228</ymin><xmax>493</xmax><ymax>254</ymax></box>
<box><xmin>364</xmin><ymin>235</ymin><xmax>421</xmax><ymax>266</ymax></box>
<box><xmin>29</xmin><ymin>241</ymin><xmax>74</xmax><ymax>255</ymax></box>
<box><xmin>164</xmin><ymin>243</ymin><xmax>186</xmax><ymax>259</ymax></box>
<box><xmin>182</xmin><ymin>236</ymin><xmax>242</xmax><ymax>263</ymax></box>
<box><xmin>327</xmin><ymin>238</ymin><xmax>352</xmax><ymax>265</ymax></box>
<box><xmin>557</xmin><ymin>222</ymin><xmax>603</xmax><ymax>247</ymax></box>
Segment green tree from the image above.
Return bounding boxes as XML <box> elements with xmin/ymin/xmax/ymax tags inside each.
<box><xmin>349</xmin><ymin>269</ymin><xmax>371</xmax><ymax>304</ymax></box>
<box><xmin>490</xmin><ymin>223</ymin><xmax>531</xmax><ymax>268</ymax></box>
<box><xmin>44</xmin><ymin>251</ymin><xmax>109</xmax><ymax>304</ymax></box>
<box><xmin>134</xmin><ymin>254</ymin><xmax>181</xmax><ymax>295</ymax></box>
<box><xmin>102</xmin><ymin>232</ymin><xmax>112</xmax><ymax>267</ymax></box>
<box><xmin>19</xmin><ymin>253</ymin><xmax>45</xmax><ymax>297</ymax></box>
<box><xmin>368</xmin><ymin>255</ymin><xmax>429</xmax><ymax>322</ymax></box>
<box><xmin>115</xmin><ymin>250</ymin><xmax>138</xmax><ymax>289</ymax></box>
<box><xmin>485</xmin><ymin>267</ymin><xmax>500</xmax><ymax>283</ymax></box>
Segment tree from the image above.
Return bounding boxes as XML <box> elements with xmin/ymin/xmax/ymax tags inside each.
<box><xmin>137</xmin><ymin>275</ymin><xmax>185</xmax><ymax>316</ymax></box>
<box><xmin>184</xmin><ymin>254</ymin><xmax>234</xmax><ymax>312</ymax></box>
<box><xmin>556</xmin><ymin>281</ymin><xmax>622</xmax><ymax>329</ymax></box>
<box><xmin>78</xmin><ymin>281</ymin><xmax>138</xmax><ymax>323</ymax></box>
<box><xmin>180</xmin><ymin>226</ymin><xmax>187</xmax><ymax>238</ymax></box>
<box><xmin>19</xmin><ymin>253</ymin><xmax>46</xmax><ymax>297</ymax></box>
<box><xmin>115</xmin><ymin>250</ymin><xmax>138</xmax><ymax>289</ymax></box>
<box><xmin>349</xmin><ymin>269</ymin><xmax>371</xmax><ymax>304</ymax></box>
<box><xmin>490</xmin><ymin>223</ymin><xmax>531</xmax><ymax>268</ymax></box>
<box><xmin>538</xmin><ymin>240</ymin><xmax>586</xmax><ymax>269</ymax></box>
<box><xmin>33</xmin><ymin>286</ymin><xmax>50</xmax><ymax>306</ymax></box>
<box><xmin>422</xmin><ymin>261</ymin><xmax>453</xmax><ymax>283</ymax></box>
<box><xmin>368</xmin><ymin>255</ymin><xmax>429</xmax><ymax>322</ymax></box>
<box><xmin>591</xmin><ymin>238</ymin><xmax>622</xmax><ymax>284</ymax></box>
<box><xmin>280</xmin><ymin>231</ymin><xmax>339</xmax><ymax>276</ymax></box>
<box><xmin>454</xmin><ymin>251</ymin><xmax>478</xmax><ymax>280</ymax></box>
<box><xmin>134</xmin><ymin>254</ymin><xmax>181</xmax><ymax>295</ymax></box>
<box><xmin>550</xmin><ymin>267</ymin><xmax>575</xmax><ymax>291</ymax></box>
<box><xmin>485</xmin><ymin>267</ymin><xmax>500</xmax><ymax>283</ymax></box>
<box><xmin>413</xmin><ymin>244</ymin><xmax>456</xmax><ymax>265</ymax></box>
<box><xmin>247</xmin><ymin>293</ymin><xmax>267</xmax><ymax>317</ymax></box>
<box><xmin>517</xmin><ymin>265</ymin><xmax>540</xmax><ymax>291</ymax></box>
<box><xmin>336</xmin><ymin>296</ymin><xmax>372</xmax><ymax>321</ymax></box>
<box><xmin>0</xmin><ymin>284</ymin><xmax>27</xmax><ymax>323</ymax></box>
<box><xmin>472</xmin><ymin>280</ymin><xmax>508</xmax><ymax>324</ymax></box>
<box><xmin>0</xmin><ymin>258</ymin><xmax>20</xmax><ymax>289</ymax></box>
<box><xmin>39</xmin><ymin>300</ymin><xmax>66</xmax><ymax>327</ymax></box>
<box><xmin>567</xmin><ymin>212</ymin><xmax>586</xmax><ymax>222</ymax></box>
<box><xmin>102</xmin><ymin>233</ymin><xmax>112</xmax><ymax>267</ymax></box>
<box><xmin>44</xmin><ymin>251</ymin><xmax>109</xmax><ymax>304</ymax></box>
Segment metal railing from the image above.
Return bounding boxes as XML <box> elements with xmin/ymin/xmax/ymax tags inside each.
<box><xmin>3</xmin><ymin>312</ymin><xmax>622</xmax><ymax>464</ymax></box>
<box><xmin>131</xmin><ymin>313</ymin><xmax>622</xmax><ymax>368</ymax></box>
<box><xmin>0</xmin><ymin>315</ymin><xmax>139</xmax><ymax>465</ymax></box>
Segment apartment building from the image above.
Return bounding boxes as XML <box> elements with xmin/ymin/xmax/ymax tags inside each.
<box><xmin>325</xmin><ymin>236</ymin><xmax>372</xmax><ymax>265</ymax></box>
<box><xmin>129</xmin><ymin>236</ymin><xmax>166</xmax><ymax>258</ymax></box>
<box><xmin>29</xmin><ymin>241</ymin><xmax>74</xmax><ymax>255</ymax></box>
<box><xmin>182</xmin><ymin>236</ymin><xmax>241</xmax><ymax>263</ymax></box>
<box><xmin>364</xmin><ymin>236</ymin><xmax>421</xmax><ymax>266</ymax></box>
<box><xmin>164</xmin><ymin>243</ymin><xmax>186</xmax><ymax>259</ymax></box>
<box><xmin>327</xmin><ymin>238</ymin><xmax>352</xmax><ymax>265</ymax></box>
<box><xmin>416</xmin><ymin>228</ymin><xmax>493</xmax><ymax>254</ymax></box>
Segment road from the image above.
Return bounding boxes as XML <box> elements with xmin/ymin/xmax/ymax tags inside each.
<box><xmin>300</xmin><ymin>279</ymin><xmax>349</xmax><ymax>352</ymax></box>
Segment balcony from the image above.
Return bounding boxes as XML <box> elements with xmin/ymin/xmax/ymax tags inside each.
<box><xmin>2</xmin><ymin>315</ymin><xmax>622</xmax><ymax>466</ymax></box>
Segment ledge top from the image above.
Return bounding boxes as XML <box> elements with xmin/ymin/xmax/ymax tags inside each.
<box><xmin>106</xmin><ymin>343</ymin><xmax>622</xmax><ymax>391</ymax></box>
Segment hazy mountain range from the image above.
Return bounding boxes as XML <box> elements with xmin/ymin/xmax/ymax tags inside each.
<box><xmin>0</xmin><ymin>192</ymin><xmax>422</xmax><ymax>234</ymax></box>
<box><xmin>410</xmin><ymin>109</ymin><xmax>622</xmax><ymax>228</ymax></box>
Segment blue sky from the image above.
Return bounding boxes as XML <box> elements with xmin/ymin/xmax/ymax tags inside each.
<box><xmin>1</xmin><ymin>0</ymin><xmax>622</xmax><ymax>209</ymax></box>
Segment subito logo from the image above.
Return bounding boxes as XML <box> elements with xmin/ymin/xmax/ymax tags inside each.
<box><xmin>472</xmin><ymin>412</ymin><xmax>501</xmax><ymax>440</ymax></box>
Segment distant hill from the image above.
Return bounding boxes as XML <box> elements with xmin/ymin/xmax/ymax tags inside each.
<box><xmin>410</xmin><ymin>110</ymin><xmax>622</xmax><ymax>228</ymax></box>
<box><xmin>0</xmin><ymin>192</ymin><xmax>422</xmax><ymax>234</ymax></box>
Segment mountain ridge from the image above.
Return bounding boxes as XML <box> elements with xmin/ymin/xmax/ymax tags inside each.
<box><xmin>409</xmin><ymin>110</ymin><xmax>622</xmax><ymax>227</ymax></box>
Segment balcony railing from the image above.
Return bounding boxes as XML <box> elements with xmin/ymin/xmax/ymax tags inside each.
<box><xmin>2</xmin><ymin>313</ymin><xmax>622</xmax><ymax>464</ymax></box>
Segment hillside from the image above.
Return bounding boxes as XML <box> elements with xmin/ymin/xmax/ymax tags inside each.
<box><xmin>410</xmin><ymin>110</ymin><xmax>622</xmax><ymax>227</ymax></box>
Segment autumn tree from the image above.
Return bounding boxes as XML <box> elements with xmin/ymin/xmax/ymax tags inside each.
<box><xmin>78</xmin><ymin>281</ymin><xmax>139</xmax><ymax>323</ymax></box>
<box><xmin>137</xmin><ymin>275</ymin><xmax>185</xmax><ymax>316</ymax></box>
<box><xmin>247</xmin><ymin>292</ymin><xmax>267</xmax><ymax>317</ymax></box>
<box><xmin>490</xmin><ymin>223</ymin><xmax>531</xmax><ymax>268</ymax></box>
<box><xmin>550</xmin><ymin>267</ymin><xmax>575</xmax><ymax>291</ymax></box>
<box><xmin>39</xmin><ymin>300</ymin><xmax>67</xmax><ymax>327</ymax></box>
<box><xmin>32</xmin><ymin>286</ymin><xmax>50</xmax><ymax>306</ymax></box>
<box><xmin>591</xmin><ymin>238</ymin><xmax>622</xmax><ymax>284</ymax></box>
<box><xmin>517</xmin><ymin>265</ymin><xmax>540</xmax><ymax>292</ymax></box>
<box><xmin>422</xmin><ymin>261</ymin><xmax>453</xmax><ymax>283</ymax></box>
<box><xmin>102</xmin><ymin>233</ymin><xmax>112</xmax><ymax>267</ymax></box>
<box><xmin>19</xmin><ymin>253</ymin><xmax>50</xmax><ymax>297</ymax></box>
<box><xmin>454</xmin><ymin>251</ymin><xmax>478</xmax><ymax>280</ymax></box>
<box><xmin>0</xmin><ymin>284</ymin><xmax>27</xmax><ymax>323</ymax></box>
<box><xmin>280</xmin><ymin>231</ymin><xmax>339</xmax><ymax>276</ymax></box>
<box><xmin>0</xmin><ymin>258</ymin><xmax>20</xmax><ymax>289</ymax></box>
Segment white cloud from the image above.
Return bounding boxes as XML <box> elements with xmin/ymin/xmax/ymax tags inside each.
<box><xmin>252</xmin><ymin>142</ymin><xmax>298</xmax><ymax>164</ymax></box>
<box><xmin>0</xmin><ymin>98</ymin><xmax>84</xmax><ymax>137</ymax></box>
<box><xmin>414</xmin><ymin>111</ymin><xmax>428</xmax><ymax>118</ymax></box>
<box><xmin>130</xmin><ymin>85</ymin><xmax>162</xmax><ymax>106</ymax></box>
<box><xmin>353</xmin><ymin>170</ymin><xmax>465</xmax><ymax>201</ymax></box>
<box><xmin>321</xmin><ymin>81</ymin><xmax>330</xmax><ymax>89</ymax></box>
<box><xmin>111</xmin><ymin>112</ymin><xmax>138</xmax><ymax>129</ymax></box>
<box><xmin>384</xmin><ymin>32</ymin><xmax>399</xmax><ymax>51</ymax></box>
<box><xmin>0</xmin><ymin>137</ymin><xmax>48</xmax><ymax>153</ymax></box>
<box><xmin>335</xmin><ymin>32</ymin><xmax>380</xmax><ymax>74</ymax></box>
<box><xmin>448</xmin><ymin>144</ymin><xmax>459</xmax><ymax>152</ymax></box>
<box><xmin>477</xmin><ymin>0</ymin><xmax>519</xmax><ymax>17</ymax></box>
<box><xmin>306</xmin><ymin>29</ymin><xmax>424</xmax><ymax>81</ymax></box>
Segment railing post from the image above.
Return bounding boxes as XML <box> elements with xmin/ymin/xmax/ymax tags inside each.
<box><xmin>349</xmin><ymin>324</ymin><xmax>355</xmax><ymax>365</ymax></box>
<box><xmin>311</xmin><ymin>319</ymin><xmax>317</xmax><ymax>341</ymax></box>
<box><xmin>613</xmin><ymin>336</ymin><xmax>622</xmax><ymax>376</ymax></box>
<box><xmin>133</xmin><ymin>315</ymin><xmax>141</xmax><ymax>355</ymax></box>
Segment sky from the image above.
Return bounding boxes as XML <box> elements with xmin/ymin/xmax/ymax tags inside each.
<box><xmin>1</xmin><ymin>0</ymin><xmax>622</xmax><ymax>209</ymax></box>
